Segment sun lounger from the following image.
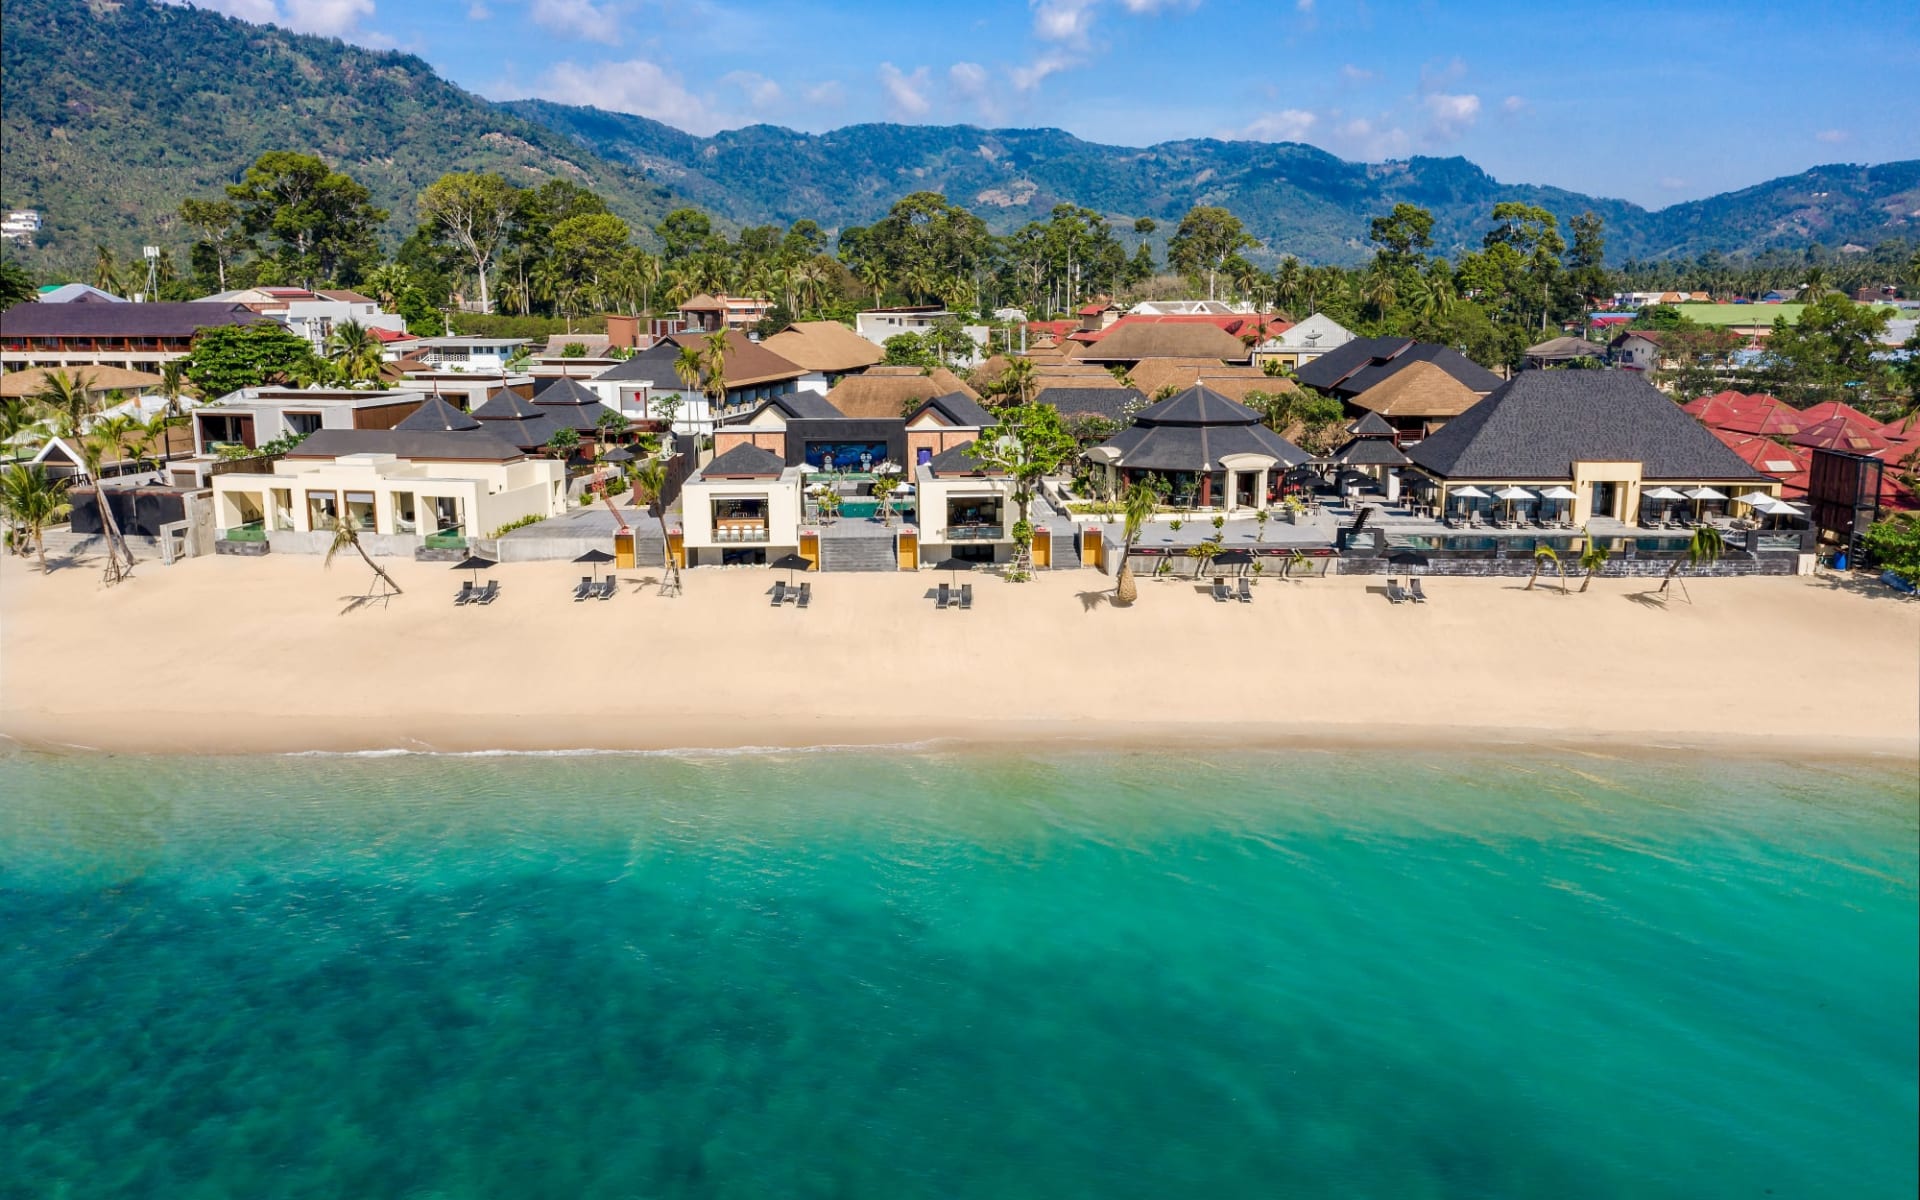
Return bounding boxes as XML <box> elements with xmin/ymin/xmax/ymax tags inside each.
<box><xmin>1409</xmin><ymin>577</ymin><xmax>1428</xmax><ymax>603</ymax></box>
<box><xmin>1386</xmin><ymin>579</ymin><xmax>1408</xmax><ymax>604</ymax></box>
<box><xmin>596</xmin><ymin>577</ymin><xmax>616</xmax><ymax>600</ymax></box>
<box><xmin>475</xmin><ymin>580</ymin><xmax>499</xmax><ymax>605</ymax></box>
<box><xmin>770</xmin><ymin>581</ymin><xmax>788</xmax><ymax>606</ymax></box>
<box><xmin>936</xmin><ymin>583</ymin><xmax>950</xmax><ymax>610</ymax></box>
<box><xmin>1237</xmin><ymin>577</ymin><xmax>1252</xmax><ymax>603</ymax></box>
<box><xmin>796</xmin><ymin>582</ymin><xmax>811</xmax><ymax>610</ymax></box>
<box><xmin>959</xmin><ymin>583</ymin><xmax>972</xmax><ymax>610</ymax></box>
<box><xmin>574</xmin><ymin>575</ymin><xmax>593</xmax><ymax>601</ymax></box>
<box><xmin>1211</xmin><ymin>578</ymin><xmax>1230</xmax><ymax>602</ymax></box>
<box><xmin>454</xmin><ymin>580</ymin><xmax>475</xmax><ymax>605</ymax></box>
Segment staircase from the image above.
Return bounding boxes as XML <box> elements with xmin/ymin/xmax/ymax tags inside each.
<box><xmin>35</xmin><ymin>529</ymin><xmax>161</xmax><ymax>561</ymax></box>
<box><xmin>1348</xmin><ymin>505</ymin><xmax>1376</xmax><ymax>536</ymax></box>
<box><xmin>819</xmin><ymin>526</ymin><xmax>898</xmax><ymax>572</ymax></box>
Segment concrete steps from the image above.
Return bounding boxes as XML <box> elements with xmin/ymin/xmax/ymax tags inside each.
<box><xmin>819</xmin><ymin>531</ymin><xmax>899</xmax><ymax>573</ymax></box>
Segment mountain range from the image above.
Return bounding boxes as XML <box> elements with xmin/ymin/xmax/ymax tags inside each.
<box><xmin>3</xmin><ymin>0</ymin><xmax>1916</xmax><ymax>278</ymax></box>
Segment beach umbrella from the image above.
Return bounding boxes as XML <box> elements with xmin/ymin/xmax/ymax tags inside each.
<box><xmin>1733</xmin><ymin>489</ymin><xmax>1774</xmax><ymax>506</ymax></box>
<box><xmin>1213</xmin><ymin>549</ymin><xmax>1253</xmax><ymax>575</ymax></box>
<box><xmin>929</xmin><ymin>556</ymin><xmax>976</xmax><ymax>587</ymax></box>
<box><xmin>1449</xmin><ymin>484</ymin><xmax>1489</xmax><ymax>518</ymax></box>
<box><xmin>451</xmin><ymin>553</ymin><xmax>497</xmax><ymax>584</ymax></box>
<box><xmin>599</xmin><ymin>447</ymin><xmax>634</xmax><ymax>463</ymax></box>
<box><xmin>1641</xmin><ymin>485</ymin><xmax>1684</xmax><ymax>524</ymax></box>
<box><xmin>768</xmin><ymin>551</ymin><xmax>813</xmax><ymax>587</ymax></box>
<box><xmin>1537</xmin><ymin>484</ymin><xmax>1577</xmax><ymax>524</ymax></box>
<box><xmin>1685</xmin><ymin>485</ymin><xmax>1727</xmax><ymax>520</ymax></box>
<box><xmin>573</xmin><ymin>547</ymin><xmax>615</xmax><ymax>581</ymax></box>
<box><xmin>1494</xmin><ymin>485</ymin><xmax>1534</xmax><ymax>521</ymax></box>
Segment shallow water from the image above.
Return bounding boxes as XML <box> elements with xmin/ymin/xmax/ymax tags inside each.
<box><xmin>3</xmin><ymin>749</ymin><xmax>1914</xmax><ymax>1199</ymax></box>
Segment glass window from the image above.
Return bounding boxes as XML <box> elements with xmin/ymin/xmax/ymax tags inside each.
<box><xmin>306</xmin><ymin>491</ymin><xmax>340</xmax><ymax>529</ymax></box>
<box><xmin>285</xmin><ymin>412</ymin><xmax>323</xmax><ymax>435</ymax></box>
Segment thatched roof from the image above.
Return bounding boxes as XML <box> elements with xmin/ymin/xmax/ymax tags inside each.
<box><xmin>760</xmin><ymin>321</ymin><xmax>886</xmax><ymax>373</ymax></box>
<box><xmin>0</xmin><ymin>365</ymin><xmax>167</xmax><ymax>398</ymax></box>
<box><xmin>1342</xmin><ymin>361</ymin><xmax>1485</xmax><ymax>419</ymax></box>
<box><xmin>1075</xmin><ymin>321</ymin><xmax>1251</xmax><ymax>363</ymax></box>
<box><xmin>826</xmin><ymin>366</ymin><xmax>978</xmax><ymax>419</ymax></box>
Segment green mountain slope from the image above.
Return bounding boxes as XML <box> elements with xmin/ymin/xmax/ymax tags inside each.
<box><xmin>0</xmin><ymin>0</ymin><xmax>681</xmax><ymax>276</ymax></box>
<box><xmin>508</xmin><ymin>100</ymin><xmax>1919</xmax><ymax>265</ymax></box>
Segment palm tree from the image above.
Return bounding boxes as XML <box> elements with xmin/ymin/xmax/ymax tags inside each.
<box><xmin>324</xmin><ymin>515</ymin><xmax>403</xmax><ymax>595</ymax></box>
<box><xmin>1525</xmin><ymin>543</ymin><xmax>1561</xmax><ymax>592</ymax></box>
<box><xmin>983</xmin><ymin>357</ymin><xmax>1036</xmax><ymax>407</ymax></box>
<box><xmin>93</xmin><ymin>245</ymin><xmax>124</xmax><ymax>295</ymax></box>
<box><xmin>701</xmin><ymin>330</ymin><xmax>731</xmax><ymax>424</ymax></box>
<box><xmin>75</xmin><ymin>425</ymin><xmax>135</xmax><ymax>582</ymax></box>
<box><xmin>1661</xmin><ymin>525</ymin><xmax>1725</xmax><ymax>595</ymax></box>
<box><xmin>633</xmin><ymin>456</ymin><xmax>680</xmax><ymax>593</ymax></box>
<box><xmin>90</xmin><ymin>413</ymin><xmax>144</xmax><ymax>476</ymax></box>
<box><xmin>1799</xmin><ymin>266</ymin><xmax>1831</xmax><ymax>303</ymax></box>
<box><xmin>1114</xmin><ymin>479</ymin><xmax>1159</xmax><ymax>605</ymax></box>
<box><xmin>326</xmin><ymin>320</ymin><xmax>384</xmax><ymax>386</ymax></box>
<box><xmin>157</xmin><ymin>358</ymin><xmax>191</xmax><ymax>416</ymax></box>
<box><xmin>363</xmin><ymin>263</ymin><xmax>411</xmax><ymax>310</ymax></box>
<box><xmin>1577</xmin><ymin>529</ymin><xmax>1610</xmax><ymax>593</ymax></box>
<box><xmin>31</xmin><ymin>368</ymin><xmax>98</xmax><ymax>437</ymax></box>
<box><xmin>1190</xmin><ymin>539</ymin><xmax>1221</xmax><ymax>580</ymax></box>
<box><xmin>0</xmin><ymin>464</ymin><xmax>70</xmax><ymax>571</ymax></box>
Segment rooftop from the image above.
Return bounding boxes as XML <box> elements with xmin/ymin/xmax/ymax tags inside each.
<box><xmin>760</xmin><ymin>321</ymin><xmax>887</xmax><ymax>373</ymax></box>
<box><xmin>0</xmin><ymin>301</ymin><xmax>267</xmax><ymax>337</ymax></box>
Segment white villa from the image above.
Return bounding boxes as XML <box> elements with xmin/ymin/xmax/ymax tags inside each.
<box><xmin>1252</xmin><ymin>313</ymin><xmax>1357</xmax><ymax>370</ymax></box>
<box><xmin>914</xmin><ymin>442</ymin><xmax>1017</xmax><ymax>564</ymax></box>
<box><xmin>413</xmin><ymin>336</ymin><xmax>529</xmax><ymax>373</ymax></box>
<box><xmin>677</xmin><ymin>443</ymin><xmax>806</xmax><ymax>567</ymax></box>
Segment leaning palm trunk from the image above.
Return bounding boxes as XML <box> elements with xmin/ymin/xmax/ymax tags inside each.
<box><xmin>1114</xmin><ymin>560</ymin><xmax>1137</xmax><ymax>606</ymax></box>
<box><xmin>95</xmin><ymin>486</ymin><xmax>135</xmax><ymax>584</ymax></box>
<box><xmin>326</xmin><ymin>519</ymin><xmax>403</xmax><ymax>595</ymax></box>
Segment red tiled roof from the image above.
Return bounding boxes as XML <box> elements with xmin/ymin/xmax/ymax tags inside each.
<box><xmin>369</xmin><ymin>326</ymin><xmax>418</xmax><ymax>343</ymax></box>
<box><xmin>1711</xmin><ymin>429</ymin><xmax>1810</xmax><ymax>496</ymax></box>
<box><xmin>1796</xmin><ymin>400</ymin><xmax>1876</xmax><ymax>427</ymax></box>
<box><xmin>1790</xmin><ymin>414</ymin><xmax>1893</xmax><ymax>454</ymax></box>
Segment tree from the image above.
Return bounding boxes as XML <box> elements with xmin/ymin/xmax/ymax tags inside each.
<box><xmin>1566</xmin><ymin>212</ymin><xmax>1608</xmax><ymax>306</ymax></box>
<box><xmin>227</xmin><ymin>152</ymin><xmax>386</xmax><ymax>287</ymax></box>
<box><xmin>1525</xmin><ymin>544</ymin><xmax>1562</xmax><ymax>592</ymax></box>
<box><xmin>325</xmin><ymin>320</ymin><xmax>385</xmax><ymax>385</ymax></box>
<box><xmin>965</xmin><ymin>403</ymin><xmax>1079</xmax><ymax>576</ymax></box>
<box><xmin>1762</xmin><ymin>294</ymin><xmax>1894</xmax><ymax>406</ymax></box>
<box><xmin>92</xmin><ymin>245</ymin><xmax>124</xmax><ymax>295</ymax></box>
<box><xmin>979</xmin><ymin>356</ymin><xmax>1036</xmax><ymax>407</ymax></box>
<box><xmin>179</xmin><ymin>198</ymin><xmax>248</xmax><ymax>291</ymax></box>
<box><xmin>0</xmin><ymin>258</ymin><xmax>35</xmax><ymax>309</ymax></box>
<box><xmin>181</xmin><ymin>324</ymin><xmax>319</xmax><ymax>397</ymax></box>
<box><xmin>30</xmin><ymin>368</ymin><xmax>98</xmax><ymax>437</ymax></box>
<box><xmin>1661</xmin><ymin>525</ymin><xmax>1725</xmax><ymax>595</ymax></box>
<box><xmin>700</xmin><ymin>331</ymin><xmax>731</xmax><ymax>424</ymax></box>
<box><xmin>672</xmin><ymin>343</ymin><xmax>705</xmax><ymax>414</ymax></box>
<box><xmin>1114</xmin><ymin>477</ymin><xmax>1160</xmax><ymax>605</ymax></box>
<box><xmin>325</xmin><ymin>515</ymin><xmax>402</xmax><ymax>596</ymax></box>
<box><xmin>1167</xmin><ymin>206</ymin><xmax>1258</xmax><ymax>300</ymax></box>
<box><xmin>0</xmin><ymin>465</ymin><xmax>70</xmax><ymax>572</ymax></box>
<box><xmin>549</xmin><ymin>212</ymin><xmax>632</xmax><ymax>316</ymax></box>
<box><xmin>1368</xmin><ymin>203</ymin><xmax>1434</xmax><ymax>268</ymax></box>
<box><xmin>418</xmin><ymin>173</ymin><xmax>519</xmax><ymax>314</ymax></box>
<box><xmin>882</xmin><ymin>332</ymin><xmax>937</xmax><ymax>369</ymax></box>
<box><xmin>1861</xmin><ymin>513</ymin><xmax>1920</xmax><ymax>585</ymax></box>
<box><xmin>545</xmin><ymin>427</ymin><xmax>580</xmax><ymax>463</ymax></box>
<box><xmin>633</xmin><ymin>455</ymin><xmax>680</xmax><ymax>592</ymax></box>
<box><xmin>1483</xmin><ymin>202</ymin><xmax>1566</xmax><ymax>333</ymax></box>
<box><xmin>76</xmin><ymin>425</ymin><xmax>136</xmax><ymax>583</ymax></box>
<box><xmin>1577</xmin><ymin>528</ymin><xmax>1611</xmax><ymax>592</ymax></box>
<box><xmin>655</xmin><ymin>209</ymin><xmax>714</xmax><ymax>264</ymax></box>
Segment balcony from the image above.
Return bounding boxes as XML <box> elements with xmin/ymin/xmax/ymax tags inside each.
<box><xmin>947</xmin><ymin>524</ymin><xmax>1005</xmax><ymax>541</ymax></box>
<box><xmin>714</xmin><ymin>522</ymin><xmax>770</xmax><ymax>543</ymax></box>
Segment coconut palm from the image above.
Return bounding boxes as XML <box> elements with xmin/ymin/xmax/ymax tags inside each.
<box><xmin>633</xmin><ymin>456</ymin><xmax>680</xmax><ymax>592</ymax></box>
<box><xmin>1525</xmin><ymin>543</ymin><xmax>1561</xmax><ymax>592</ymax></box>
<box><xmin>93</xmin><ymin>245</ymin><xmax>124</xmax><ymax>295</ymax></box>
<box><xmin>157</xmin><ymin>358</ymin><xmax>192</xmax><ymax>416</ymax></box>
<box><xmin>0</xmin><ymin>464</ymin><xmax>70</xmax><ymax>571</ymax></box>
<box><xmin>701</xmin><ymin>331</ymin><xmax>731</xmax><ymax>424</ymax></box>
<box><xmin>363</xmin><ymin>263</ymin><xmax>411</xmax><ymax>310</ymax></box>
<box><xmin>1798</xmin><ymin>266</ymin><xmax>1831</xmax><ymax>303</ymax></box>
<box><xmin>1577</xmin><ymin>529</ymin><xmax>1611</xmax><ymax>593</ymax></box>
<box><xmin>326</xmin><ymin>320</ymin><xmax>385</xmax><ymax>386</ymax></box>
<box><xmin>324</xmin><ymin>515</ymin><xmax>403</xmax><ymax>595</ymax></box>
<box><xmin>89</xmin><ymin>413</ymin><xmax>144</xmax><ymax>476</ymax></box>
<box><xmin>1114</xmin><ymin>478</ymin><xmax>1159</xmax><ymax>605</ymax></box>
<box><xmin>31</xmin><ymin>368</ymin><xmax>98</xmax><ymax>437</ymax></box>
<box><xmin>75</xmin><ymin>425</ymin><xmax>135</xmax><ymax>582</ymax></box>
<box><xmin>1661</xmin><ymin>525</ymin><xmax>1725</xmax><ymax>595</ymax></box>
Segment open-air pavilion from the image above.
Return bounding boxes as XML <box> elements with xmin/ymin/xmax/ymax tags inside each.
<box><xmin>1083</xmin><ymin>383</ymin><xmax>1307</xmax><ymax>510</ymax></box>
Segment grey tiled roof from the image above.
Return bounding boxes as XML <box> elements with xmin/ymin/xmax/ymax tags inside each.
<box><xmin>532</xmin><ymin>377</ymin><xmax>601</xmax><ymax>406</ymax></box>
<box><xmin>1295</xmin><ymin>336</ymin><xmax>1501</xmax><ymax>397</ymax></box>
<box><xmin>1346</xmin><ymin>411</ymin><xmax>1395</xmax><ymax>437</ymax></box>
<box><xmin>911</xmin><ymin>392</ymin><xmax>996</xmax><ymax>427</ymax></box>
<box><xmin>928</xmin><ymin>440</ymin><xmax>1004</xmax><ymax>476</ymax></box>
<box><xmin>471</xmin><ymin>387</ymin><xmax>543</xmax><ymax>420</ymax></box>
<box><xmin>1407</xmin><ymin>372</ymin><xmax>1773</xmax><ymax>481</ymax></box>
<box><xmin>284</xmin><ymin>428</ymin><xmax>526</xmax><ymax>462</ymax></box>
<box><xmin>760</xmin><ymin>391</ymin><xmax>845</xmax><ymax>420</ymax></box>
<box><xmin>0</xmin><ymin>301</ymin><xmax>266</xmax><ymax>336</ymax></box>
<box><xmin>1035</xmin><ymin>386</ymin><xmax>1144</xmax><ymax>423</ymax></box>
<box><xmin>395</xmin><ymin>395</ymin><xmax>481</xmax><ymax>433</ymax></box>
<box><xmin>1331</xmin><ymin>437</ymin><xmax>1412</xmax><ymax>466</ymax></box>
<box><xmin>699</xmin><ymin>443</ymin><xmax>787</xmax><ymax>478</ymax></box>
<box><xmin>1131</xmin><ymin>383</ymin><xmax>1263</xmax><ymax>426</ymax></box>
<box><xmin>1092</xmin><ymin>383</ymin><xmax>1306</xmax><ymax>471</ymax></box>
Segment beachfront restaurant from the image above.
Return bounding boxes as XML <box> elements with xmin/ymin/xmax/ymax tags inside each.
<box><xmin>1082</xmin><ymin>384</ymin><xmax>1308</xmax><ymax>510</ymax></box>
<box><xmin>914</xmin><ymin>441</ymin><xmax>1017</xmax><ymax>563</ymax></box>
<box><xmin>679</xmin><ymin>442</ymin><xmax>805</xmax><ymax>567</ymax></box>
<box><xmin>209</xmin><ymin>428</ymin><xmax>567</xmax><ymax>555</ymax></box>
<box><xmin>1405</xmin><ymin>372</ymin><xmax>1780</xmax><ymax>528</ymax></box>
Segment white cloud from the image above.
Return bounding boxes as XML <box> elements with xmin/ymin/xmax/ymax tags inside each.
<box><xmin>878</xmin><ymin>63</ymin><xmax>932</xmax><ymax>117</ymax></box>
<box><xmin>528</xmin><ymin>0</ymin><xmax>623</xmax><ymax>43</ymax></box>
<box><xmin>1032</xmin><ymin>0</ymin><xmax>1100</xmax><ymax>44</ymax></box>
<box><xmin>1340</xmin><ymin>64</ymin><xmax>1374</xmax><ymax>84</ymax></box>
<box><xmin>530</xmin><ymin>58</ymin><xmax>724</xmax><ymax>134</ymax></box>
<box><xmin>722</xmin><ymin>70</ymin><xmax>782</xmax><ymax>110</ymax></box>
<box><xmin>1332</xmin><ymin>116</ymin><xmax>1411</xmax><ymax>160</ymax></box>
<box><xmin>173</xmin><ymin>0</ymin><xmax>278</xmax><ymax>21</ymax></box>
<box><xmin>1010</xmin><ymin>53</ymin><xmax>1077</xmax><ymax>92</ymax></box>
<box><xmin>1815</xmin><ymin>129</ymin><xmax>1852</xmax><ymax>144</ymax></box>
<box><xmin>1500</xmin><ymin>94</ymin><xmax>1526</xmax><ymax>114</ymax></box>
<box><xmin>164</xmin><ymin>0</ymin><xmax>375</xmax><ymax>39</ymax></box>
<box><xmin>1240</xmin><ymin>109</ymin><xmax>1317</xmax><ymax>142</ymax></box>
<box><xmin>948</xmin><ymin>62</ymin><xmax>1002</xmax><ymax>121</ymax></box>
<box><xmin>804</xmin><ymin>81</ymin><xmax>845</xmax><ymax>106</ymax></box>
<box><xmin>1422</xmin><ymin>91</ymin><xmax>1480</xmax><ymax>140</ymax></box>
<box><xmin>1295</xmin><ymin>0</ymin><xmax>1314</xmax><ymax>11</ymax></box>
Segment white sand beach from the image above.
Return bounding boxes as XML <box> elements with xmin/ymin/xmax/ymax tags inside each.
<box><xmin>2</xmin><ymin>553</ymin><xmax>1915</xmax><ymax>759</ymax></box>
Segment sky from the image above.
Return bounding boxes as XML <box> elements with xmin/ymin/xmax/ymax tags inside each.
<box><xmin>176</xmin><ymin>0</ymin><xmax>1919</xmax><ymax>209</ymax></box>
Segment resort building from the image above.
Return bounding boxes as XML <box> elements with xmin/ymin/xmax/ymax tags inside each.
<box><xmin>854</xmin><ymin>306</ymin><xmax>991</xmax><ymax>366</ymax></box>
<box><xmin>678</xmin><ymin>442</ymin><xmax>806</xmax><ymax>567</ymax></box>
<box><xmin>1251</xmin><ymin>313</ymin><xmax>1356</xmax><ymax>369</ymax></box>
<box><xmin>209</xmin><ymin>423</ymin><xmax>566</xmax><ymax>555</ymax></box>
<box><xmin>904</xmin><ymin>393</ymin><xmax>995</xmax><ymax>468</ymax></box>
<box><xmin>677</xmin><ymin>294</ymin><xmax>775</xmax><ymax>333</ymax></box>
<box><xmin>825</xmin><ymin>366</ymin><xmax>979</xmax><ymax>421</ymax></box>
<box><xmin>412</xmin><ymin>336</ymin><xmax>529</xmax><ymax>373</ymax></box>
<box><xmin>712</xmin><ymin>391</ymin><xmax>908</xmax><ymax>473</ymax></box>
<box><xmin>1405</xmin><ymin>372</ymin><xmax>1779</xmax><ymax>525</ymax></box>
<box><xmin>200</xmin><ymin>286</ymin><xmax>408</xmax><ymax>350</ymax></box>
<box><xmin>759</xmin><ymin>321</ymin><xmax>887</xmax><ymax>394</ymax></box>
<box><xmin>914</xmin><ymin>442</ymin><xmax>1018</xmax><ymax>563</ymax></box>
<box><xmin>0</xmin><ymin>301</ymin><xmax>267</xmax><ymax>373</ymax></box>
<box><xmin>594</xmin><ymin>330</ymin><xmax>806</xmax><ymax>434</ymax></box>
<box><xmin>191</xmin><ymin>388</ymin><xmax>433</xmax><ymax>456</ymax></box>
<box><xmin>1036</xmin><ymin>386</ymin><xmax>1147</xmax><ymax>430</ymax></box>
<box><xmin>1072</xmin><ymin>320</ymin><xmax>1252</xmax><ymax>367</ymax></box>
<box><xmin>464</xmin><ymin>378</ymin><xmax>620</xmax><ymax>453</ymax></box>
<box><xmin>1294</xmin><ymin>337</ymin><xmax>1502</xmax><ymax>446</ymax></box>
<box><xmin>1082</xmin><ymin>383</ymin><xmax>1308</xmax><ymax>510</ymax></box>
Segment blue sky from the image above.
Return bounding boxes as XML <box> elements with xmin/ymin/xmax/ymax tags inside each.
<box><xmin>184</xmin><ymin>1</ymin><xmax>1918</xmax><ymax>209</ymax></box>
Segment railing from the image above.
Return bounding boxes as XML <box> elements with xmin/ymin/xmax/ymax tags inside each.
<box><xmin>714</xmin><ymin>523</ymin><xmax>770</xmax><ymax>543</ymax></box>
<box><xmin>947</xmin><ymin>525</ymin><xmax>1005</xmax><ymax>541</ymax></box>
<box><xmin>423</xmin><ymin>530</ymin><xmax>468</xmax><ymax>550</ymax></box>
<box><xmin>224</xmin><ymin>522</ymin><xmax>266</xmax><ymax>543</ymax></box>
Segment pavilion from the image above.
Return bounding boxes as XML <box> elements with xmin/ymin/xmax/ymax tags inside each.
<box><xmin>1082</xmin><ymin>383</ymin><xmax>1307</xmax><ymax>510</ymax></box>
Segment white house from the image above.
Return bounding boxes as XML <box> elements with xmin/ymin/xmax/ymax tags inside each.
<box><xmin>855</xmin><ymin>306</ymin><xmax>990</xmax><ymax>367</ymax></box>
<box><xmin>914</xmin><ymin>442</ymin><xmax>1017</xmax><ymax>564</ymax></box>
<box><xmin>1252</xmin><ymin>312</ymin><xmax>1357</xmax><ymax>369</ymax></box>
<box><xmin>678</xmin><ymin>442</ymin><xmax>806</xmax><ymax>567</ymax></box>
<box><xmin>413</xmin><ymin>336</ymin><xmax>529</xmax><ymax>373</ymax></box>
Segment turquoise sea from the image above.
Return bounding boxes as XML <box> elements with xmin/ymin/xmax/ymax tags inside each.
<box><xmin>1</xmin><ymin>748</ymin><xmax>1914</xmax><ymax>1199</ymax></box>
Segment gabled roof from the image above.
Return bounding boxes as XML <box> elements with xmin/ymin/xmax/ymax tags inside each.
<box><xmin>1346</xmin><ymin>411</ymin><xmax>1396</xmax><ymax>437</ymax></box>
<box><xmin>1294</xmin><ymin>336</ymin><xmax>1501</xmax><ymax>398</ymax></box>
<box><xmin>1790</xmin><ymin>415</ymin><xmax>1892</xmax><ymax>455</ymax></box>
<box><xmin>927</xmin><ymin>440</ymin><xmax>1004</xmax><ymax>477</ymax></box>
<box><xmin>598</xmin><ymin>330</ymin><xmax>805</xmax><ymax>389</ymax></box>
<box><xmin>1074</xmin><ymin>320</ymin><xmax>1251</xmax><ymax>363</ymax></box>
<box><xmin>1035</xmin><ymin>386</ymin><xmax>1144</xmax><ymax>424</ymax></box>
<box><xmin>1343</xmin><ymin>360</ymin><xmax>1486</xmax><ymax>419</ymax></box>
<box><xmin>395</xmin><ymin>395</ymin><xmax>481</xmax><ymax>433</ymax></box>
<box><xmin>1524</xmin><ymin>335</ymin><xmax>1604</xmax><ymax>361</ymax></box>
<box><xmin>908</xmin><ymin>392</ymin><xmax>995</xmax><ymax>428</ymax></box>
<box><xmin>754</xmin><ymin>391</ymin><xmax>845</xmax><ymax>421</ymax></box>
<box><xmin>532</xmin><ymin>377</ymin><xmax>601</xmax><ymax>406</ymax></box>
<box><xmin>0</xmin><ymin>301</ymin><xmax>266</xmax><ymax>336</ymax></box>
<box><xmin>1407</xmin><ymin>372</ymin><xmax>1770</xmax><ymax>482</ymax></box>
<box><xmin>699</xmin><ymin>443</ymin><xmax>787</xmax><ymax>478</ymax></box>
<box><xmin>1332</xmin><ymin>437</ymin><xmax>1413</xmax><ymax>467</ymax></box>
<box><xmin>284</xmin><ymin>428</ymin><xmax>527</xmax><ymax>463</ymax></box>
<box><xmin>471</xmin><ymin>387</ymin><xmax>544</xmax><ymax>421</ymax></box>
<box><xmin>826</xmin><ymin>367</ymin><xmax>978</xmax><ymax>419</ymax></box>
<box><xmin>760</xmin><ymin>321</ymin><xmax>886</xmax><ymax>373</ymax></box>
<box><xmin>35</xmin><ymin>283</ymin><xmax>126</xmax><ymax>304</ymax></box>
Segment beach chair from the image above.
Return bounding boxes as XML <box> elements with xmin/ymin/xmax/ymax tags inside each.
<box><xmin>573</xmin><ymin>575</ymin><xmax>593</xmax><ymax>601</ymax></box>
<box><xmin>796</xmin><ymin>582</ymin><xmax>811</xmax><ymax>610</ymax></box>
<box><xmin>596</xmin><ymin>577</ymin><xmax>617</xmax><ymax>600</ymax></box>
<box><xmin>1211</xmin><ymin>578</ymin><xmax>1230</xmax><ymax>602</ymax></box>
<box><xmin>475</xmin><ymin>580</ymin><xmax>499</xmax><ymax>605</ymax></box>
<box><xmin>936</xmin><ymin>583</ymin><xmax>950</xmax><ymax>610</ymax></box>
<box><xmin>1409</xmin><ymin>577</ymin><xmax>1428</xmax><ymax>603</ymax></box>
<box><xmin>1237</xmin><ymin>577</ymin><xmax>1252</xmax><ymax>603</ymax></box>
<box><xmin>1386</xmin><ymin>578</ymin><xmax>1408</xmax><ymax>604</ymax></box>
<box><xmin>454</xmin><ymin>580</ymin><xmax>475</xmax><ymax>605</ymax></box>
<box><xmin>959</xmin><ymin>583</ymin><xmax>973</xmax><ymax>611</ymax></box>
<box><xmin>770</xmin><ymin>581</ymin><xmax>788</xmax><ymax>607</ymax></box>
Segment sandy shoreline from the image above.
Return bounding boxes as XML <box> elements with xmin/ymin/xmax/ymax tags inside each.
<box><xmin>4</xmin><ymin>551</ymin><xmax>1916</xmax><ymax>762</ymax></box>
